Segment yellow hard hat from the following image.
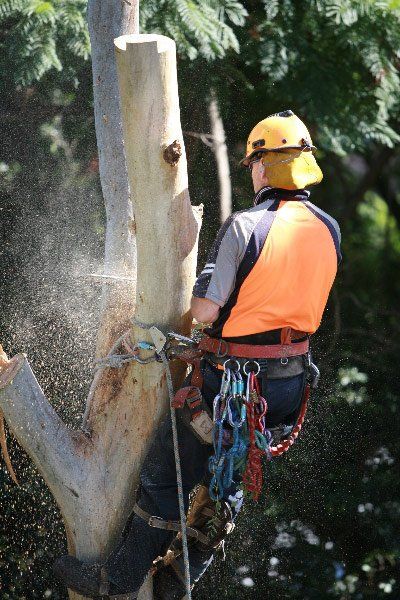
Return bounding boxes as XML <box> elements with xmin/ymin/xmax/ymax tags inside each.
<box><xmin>241</xmin><ymin>110</ymin><xmax>315</xmax><ymax>166</ymax></box>
<box><xmin>241</xmin><ymin>110</ymin><xmax>323</xmax><ymax>190</ymax></box>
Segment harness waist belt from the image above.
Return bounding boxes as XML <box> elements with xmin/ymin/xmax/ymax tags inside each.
<box><xmin>206</xmin><ymin>354</ymin><xmax>306</xmax><ymax>379</ymax></box>
<box><xmin>198</xmin><ymin>336</ymin><xmax>309</xmax><ymax>359</ymax></box>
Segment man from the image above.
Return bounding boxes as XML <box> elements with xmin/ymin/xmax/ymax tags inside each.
<box><xmin>54</xmin><ymin>110</ymin><xmax>341</xmax><ymax>599</ymax></box>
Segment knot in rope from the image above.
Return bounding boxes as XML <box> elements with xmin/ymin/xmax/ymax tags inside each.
<box><xmin>93</xmin><ymin>331</ymin><xmax>159</xmax><ymax>372</ymax></box>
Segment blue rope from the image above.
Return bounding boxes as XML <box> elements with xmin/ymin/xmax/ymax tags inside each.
<box><xmin>208</xmin><ymin>369</ymin><xmax>249</xmax><ymax>499</ymax></box>
<box><xmin>209</xmin><ymin>393</ymin><xmax>227</xmax><ymax>501</ymax></box>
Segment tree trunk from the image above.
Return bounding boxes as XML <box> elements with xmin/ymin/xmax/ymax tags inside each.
<box><xmin>0</xmin><ymin>32</ymin><xmax>201</xmax><ymax>600</ymax></box>
<box><xmin>87</xmin><ymin>0</ymin><xmax>138</xmax><ymax>360</ymax></box>
<box><xmin>209</xmin><ymin>89</ymin><xmax>232</xmax><ymax>223</ymax></box>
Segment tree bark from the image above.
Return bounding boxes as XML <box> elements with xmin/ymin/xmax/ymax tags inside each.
<box><xmin>87</xmin><ymin>0</ymin><xmax>139</xmax><ymax>359</ymax></box>
<box><xmin>0</xmin><ymin>32</ymin><xmax>201</xmax><ymax>600</ymax></box>
<box><xmin>209</xmin><ymin>89</ymin><xmax>232</xmax><ymax>223</ymax></box>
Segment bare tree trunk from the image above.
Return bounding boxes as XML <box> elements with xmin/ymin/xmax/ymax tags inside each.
<box><xmin>0</xmin><ymin>32</ymin><xmax>201</xmax><ymax>600</ymax></box>
<box><xmin>209</xmin><ymin>89</ymin><xmax>232</xmax><ymax>223</ymax></box>
<box><xmin>87</xmin><ymin>0</ymin><xmax>139</xmax><ymax>359</ymax></box>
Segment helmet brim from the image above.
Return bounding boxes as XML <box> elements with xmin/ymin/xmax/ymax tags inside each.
<box><xmin>240</xmin><ymin>145</ymin><xmax>316</xmax><ymax>168</ymax></box>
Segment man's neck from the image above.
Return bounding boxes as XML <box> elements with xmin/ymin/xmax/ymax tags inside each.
<box><xmin>253</xmin><ymin>187</ymin><xmax>310</xmax><ymax>206</ymax></box>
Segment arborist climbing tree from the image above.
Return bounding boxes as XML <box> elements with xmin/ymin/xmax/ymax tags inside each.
<box><xmin>53</xmin><ymin>110</ymin><xmax>341</xmax><ymax>600</ymax></box>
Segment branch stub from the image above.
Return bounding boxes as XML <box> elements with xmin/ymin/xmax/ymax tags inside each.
<box><xmin>163</xmin><ymin>140</ymin><xmax>182</xmax><ymax>167</ymax></box>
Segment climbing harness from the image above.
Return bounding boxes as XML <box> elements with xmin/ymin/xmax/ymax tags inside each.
<box><xmin>97</xmin><ymin>321</ymin><xmax>318</xmax><ymax>595</ymax></box>
<box><xmin>96</xmin><ymin>326</ymin><xmax>315</xmax><ymax>499</ymax></box>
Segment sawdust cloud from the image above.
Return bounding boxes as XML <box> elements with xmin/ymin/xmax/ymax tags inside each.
<box><xmin>0</xmin><ymin>165</ymin><xmax>105</xmax><ymax>597</ymax></box>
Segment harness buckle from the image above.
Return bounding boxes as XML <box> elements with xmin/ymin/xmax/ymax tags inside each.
<box><xmin>216</xmin><ymin>339</ymin><xmax>229</xmax><ymax>358</ymax></box>
<box><xmin>148</xmin><ymin>515</ymin><xmax>171</xmax><ymax>529</ymax></box>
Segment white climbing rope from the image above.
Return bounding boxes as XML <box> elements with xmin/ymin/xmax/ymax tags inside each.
<box><xmin>159</xmin><ymin>348</ymin><xmax>192</xmax><ymax>600</ymax></box>
<box><xmin>135</xmin><ymin>319</ymin><xmax>192</xmax><ymax>600</ymax></box>
<box><xmin>94</xmin><ymin>319</ymin><xmax>193</xmax><ymax>598</ymax></box>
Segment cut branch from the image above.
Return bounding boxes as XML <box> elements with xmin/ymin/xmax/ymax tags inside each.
<box><xmin>0</xmin><ymin>355</ymin><xmax>90</xmax><ymax>521</ymax></box>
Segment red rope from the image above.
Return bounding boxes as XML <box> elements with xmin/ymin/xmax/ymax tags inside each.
<box><xmin>242</xmin><ymin>375</ymin><xmax>312</xmax><ymax>498</ymax></box>
<box><xmin>242</xmin><ymin>373</ymin><xmax>263</xmax><ymax>501</ymax></box>
<box><xmin>269</xmin><ymin>383</ymin><xmax>310</xmax><ymax>457</ymax></box>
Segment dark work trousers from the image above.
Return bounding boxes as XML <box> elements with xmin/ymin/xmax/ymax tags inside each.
<box><xmin>105</xmin><ymin>360</ymin><xmax>307</xmax><ymax>594</ymax></box>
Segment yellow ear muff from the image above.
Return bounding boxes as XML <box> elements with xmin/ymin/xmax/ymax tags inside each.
<box><xmin>261</xmin><ymin>150</ymin><xmax>323</xmax><ymax>190</ymax></box>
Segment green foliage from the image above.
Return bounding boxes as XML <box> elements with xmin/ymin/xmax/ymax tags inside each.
<box><xmin>0</xmin><ymin>0</ymin><xmax>89</xmax><ymax>89</ymax></box>
<box><xmin>358</xmin><ymin>193</ymin><xmax>400</xmax><ymax>254</ymax></box>
<box><xmin>234</xmin><ymin>0</ymin><xmax>400</xmax><ymax>154</ymax></box>
<box><xmin>0</xmin><ymin>0</ymin><xmax>247</xmax><ymax>91</ymax></box>
<box><xmin>141</xmin><ymin>0</ymin><xmax>247</xmax><ymax>59</ymax></box>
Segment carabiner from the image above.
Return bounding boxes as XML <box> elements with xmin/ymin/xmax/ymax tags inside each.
<box><xmin>219</xmin><ymin>367</ymin><xmax>231</xmax><ymax>397</ymax></box>
<box><xmin>223</xmin><ymin>358</ymin><xmax>241</xmax><ymax>372</ymax></box>
<box><xmin>243</xmin><ymin>360</ymin><xmax>261</xmax><ymax>376</ymax></box>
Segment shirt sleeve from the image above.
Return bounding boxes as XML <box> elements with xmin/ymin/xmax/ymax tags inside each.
<box><xmin>192</xmin><ymin>214</ymin><xmax>240</xmax><ymax>307</ymax></box>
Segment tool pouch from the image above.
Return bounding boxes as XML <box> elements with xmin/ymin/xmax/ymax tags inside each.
<box><xmin>173</xmin><ymin>386</ymin><xmax>213</xmax><ymax>445</ymax></box>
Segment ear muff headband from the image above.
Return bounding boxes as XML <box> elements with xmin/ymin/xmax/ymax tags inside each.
<box><xmin>261</xmin><ymin>147</ymin><xmax>310</xmax><ymax>169</ymax></box>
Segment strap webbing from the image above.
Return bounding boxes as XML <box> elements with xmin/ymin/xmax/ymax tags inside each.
<box><xmin>198</xmin><ymin>335</ymin><xmax>309</xmax><ymax>359</ymax></box>
<box><xmin>132</xmin><ymin>504</ymin><xmax>209</xmax><ymax>546</ymax></box>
